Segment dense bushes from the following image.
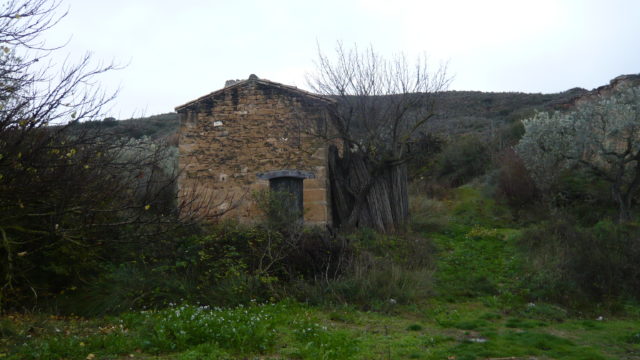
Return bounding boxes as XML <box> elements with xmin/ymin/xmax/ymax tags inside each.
<box><xmin>0</xmin><ymin>0</ymin><xmax>186</xmax><ymax>312</ymax></box>
<box><xmin>71</xmin><ymin>219</ymin><xmax>438</xmax><ymax>314</ymax></box>
<box><xmin>519</xmin><ymin>217</ymin><xmax>640</xmax><ymax>306</ymax></box>
<box><xmin>0</xmin><ymin>132</ymin><xmax>182</xmax><ymax>311</ymax></box>
<box><xmin>311</xmin><ymin>229</ymin><xmax>435</xmax><ymax>308</ymax></box>
<box><xmin>434</xmin><ymin>135</ymin><xmax>491</xmax><ymax>187</ymax></box>
<box><xmin>62</xmin><ymin>221</ymin><xmax>346</xmax><ymax>314</ymax></box>
<box><xmin>495</xmin><ymin>148</ymin><xmax>539</xmax><ymax>210</ymax></box>
<box><xmin>57</xmin><ymin>189</ymin><xmax>437</xmax><ymax>314</ymax></box>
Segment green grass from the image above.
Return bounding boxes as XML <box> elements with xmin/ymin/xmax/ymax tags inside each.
<box><xmin>429</xmin><ymin>186</ymin><xmax>524</xmax><ymax>309</ymax></box>
<box><xmin>0</xmin><ymin>302</ymin><xmax>360</xmax><ymax>359</ymax></box>
<box><xmin>5</xmin><ymin>301</ymin><xmax>636</xmax><ymax>359</ymax></box>
<box><xmin>3</xmin><ymin>184</ymin><xmax>640</xmax><ymax>359</ymax></box>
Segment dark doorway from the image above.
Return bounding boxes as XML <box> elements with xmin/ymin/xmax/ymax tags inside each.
<box><xmin>269</xmin><ymin>176</ymin><xmax>303</xmax><ymax>220</ymax></box>
<box><xmin>256</xmin><ymin>170</ymin><xmax>315</xmax><ymax>223</ymax></box>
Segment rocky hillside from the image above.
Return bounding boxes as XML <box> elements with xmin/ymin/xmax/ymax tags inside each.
<box><xmin>85</xmin><ymin>74</ymin><xmax>640</xmax><ymax>141</ymax></box>
<box><xmin>425</xmin><ymin>87</ymin><xmax>588</xmax><ymax>138</ymax></box>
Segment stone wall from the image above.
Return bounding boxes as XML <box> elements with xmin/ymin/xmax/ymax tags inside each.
<box><xmin>571</xmin><ymin>74</ymin><xmax>640</xmax><ymax>107</ymax></box>
<box><xmin>176</xmin><ymin>78</ymin><xmax>333</xmax><ymax>225</ymax></box>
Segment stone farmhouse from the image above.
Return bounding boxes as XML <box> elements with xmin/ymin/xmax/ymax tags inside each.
<box><xmin>175</xmin><ymin>75</ymin><xmax>335</xmax><ymax>225</ymax></box>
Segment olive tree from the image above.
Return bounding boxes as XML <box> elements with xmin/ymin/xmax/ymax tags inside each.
<box><xmin>516</xmin><ymin>85</ymin><xmax>640</xmax><ymax>222</ymax></box>
<box><xmin>307</xmin><ymin>43</ymin><xmax>449</xmax><ymax>232</ymax></box>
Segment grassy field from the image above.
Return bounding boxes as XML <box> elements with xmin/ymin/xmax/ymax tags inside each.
<box><xmin>2</xmin><ymin>300</ymin><xmax>639</xmax><ymax>359</ymax></box>
<box><xmin>2</xmin><ymin>186</ymin><xmax>640</xmax><ymax>359</ymax></box>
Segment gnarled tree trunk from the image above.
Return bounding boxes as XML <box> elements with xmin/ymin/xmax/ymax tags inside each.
<box><xmin>329</xmin><ymin>145</ymin><xmax>408</xmax><ymax>233</ymax></box>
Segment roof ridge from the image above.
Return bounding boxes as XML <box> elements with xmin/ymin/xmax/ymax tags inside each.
<box><xmin>175</xmin><ymin>77</ymin><xmax>334</xmax><ymax>111</ymax></box>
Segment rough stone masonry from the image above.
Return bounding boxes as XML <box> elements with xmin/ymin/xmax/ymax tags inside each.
<box><xmin>175</xmin><ymin>74</ymin><xmax>335</xmax><ymax>225</ymax></box>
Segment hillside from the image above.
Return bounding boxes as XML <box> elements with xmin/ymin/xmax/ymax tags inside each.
<box><xmin>87</xmin><ymin>87</ymin><xmax>588</xmax><ymax>140</ymax></box>
<box><xmin>426</xmin><ymin>87</ymin><xmax>588</xmax><ymax>137</ymax></box>
<box><xmin>79</xmin><ymin>112</ymin><xmax>180</xmax><ymax>140</ymax></box>
<box><xmin>4</xmin><ymin>76</ymin><xmax>640</xmax><ymax>359</ymax></box>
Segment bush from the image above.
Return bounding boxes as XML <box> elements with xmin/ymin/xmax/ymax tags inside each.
<box><xmin>435</xmin><ymin>135</ymin><xmax>491</xmax><ymax>187</ymax></box>
<box><xmin>253</xmin><ymin>190</ymin><xmax>303</xmax><ymax>233</ymax></box>
<box><xmin>293</xmin><ymin>229</ymin><xmax>436</xmax><ymax>308</ymax></box>
<box><xmin>0</xmin><ymin>132</ymin><xmax>182</xmax><ymax>311</ymax></box>
<box><xmin>70</xmin><ymin>221</ymin><xmax>356</xmax><ymax>314</ymax></box>
<box><xmin>407</xmin><ymin>132</ymin><xmax>444</xmax><ymax>180</ymax></box>
<box><xmin>496</xmin><ymin>148</ymin><xmax>539</xmax><ymax>210</ymax></box>
<box><xmin>551</xmin><ymin>171</ymin><xmax>615</xmax><ymax>225</ymax></box>
<box><xmin>519</xmin><ymin>216</ymin><xmax>640</xmax><ymax>306</ymax></box>
<box><xmin>64</xmin><ymin>188</ymin><xmax>435</xmax><ymax>313</ymax></box>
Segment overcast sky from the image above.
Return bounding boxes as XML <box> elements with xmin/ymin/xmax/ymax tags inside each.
<box><xmin>42</xmin><ymin>0</ymin><xmax>640</xmax><ymax>118</ymax></box>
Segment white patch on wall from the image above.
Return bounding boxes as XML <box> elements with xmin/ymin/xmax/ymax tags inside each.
<box><xmin>213</xmin><ymin>121</ymin><xmax>223</xmax><ymax>127</ymax></box>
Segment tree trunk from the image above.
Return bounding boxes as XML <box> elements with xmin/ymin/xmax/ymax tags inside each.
<box><xmin>612</xmin><ymin>184</ymin><xmax>632</xmax><ymax>223</ymax></box>
<box><xmin>328</xmin><ymin>145</ymin><xmax>409</xmax><ymax>233</ymax></box>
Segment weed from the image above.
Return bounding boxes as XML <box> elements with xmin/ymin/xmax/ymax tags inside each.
<box><xmin>176</xmin><ymin>342</ymin><xmax>231</xmax><ymax>360</ymax></box>
<box><xmin>479</xmin><ymin>312</ymin><xmax>502</xmax><ymax>320</ymax></box>
<box><xmin>625</xmin><ymin>331</ymin><xmax>640</xmax><ymax>344</ymax></box>
<box><xmin>291</xmin><ymin>319</ymin><xmax>360</xmax><ymax>359</ymax></box>
<box><xmin>328</xmin><ymin>308</ymin><xmax>359</xmax><ymax>324</ymax></box>
<box><xmin>409</xmin><ymin>194</ymin><xmax>450</xmax><ymax>233</ymax></box>
<box><xmin>520</xmin><ymin>302</ymin><xmax>569</xmax><ymax>321</ymax></box>
<box><xmin>505</xmin><ymin>317</ymin><xmax>547</xmax><ymax>329</ymax></box>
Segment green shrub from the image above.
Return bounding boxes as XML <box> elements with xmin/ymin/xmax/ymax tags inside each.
<box><xmin>285</xmin><ymin>229</ymin><xmax>435</xmax><ymax>308</ymax></box>
<box><xmin>66</xmin><ymin>225</ymin><xmax>268</xmax><ymax>314</ymax></box>
<box><xmin>253</xmin><ymin>190</ymin><xmax>303</xmax><ymax>233</ymax></box>
<box><xmin>434</xmin><ymin>135</ymin><xmax>491</xmax><ymax>187</ymax></box>
<box><xmin>519</xmin><ymin>217</ymin><xmax>640</xmax><ymax>306</ymax></box>
<box><xmin>496</xmin><ymin>148</ymin><xmax>539</xmax><ymax>211</ymax></box>
<box><xmin>70</xmin><ymin>220</ymin><xmax>358</xmax><ymax>314</ymax></box>
<box><xmin>495</xmin><ymin>120</ymin><xmax>525</xmax><ymax>146</ymax></box>
<box><xmin>407</xmin><ymin>132</ymin><xmax>444</xmax><ymax>179</ymax></box>
<box><xmin>329</xmin><ymin>256</ymin><xmax>434</xmax><ymax>307</ymax></box>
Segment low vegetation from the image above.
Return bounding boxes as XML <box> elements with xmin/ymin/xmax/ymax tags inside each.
<box><xmin>4</xmin><ymin>87</ymin><xmax>640</xmax><ymax>359</ymax></box>
<box><xmin>2</xmin><ymin>3</ymin><xmax>639</xmax><ymax>358</ymax></box>
<box><xmin>5</xmin><ymin>85</ymin><xmax>640</xmax><ymax>358</ymax></box>
<box><xmin>3</xmin><ymin>182</ymin><xmax>640</xmax><ymax>359</ymax></box>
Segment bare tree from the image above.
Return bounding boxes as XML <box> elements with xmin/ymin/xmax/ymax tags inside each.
<box><xmin>0</xmin><ymin>1</ymin><xmax>217</xmax><ymax>310</ymax></box>
<box><xmin>307</xmin><ymin>43</ymin><xmax>449</xmax><ymax>232</ymax></box>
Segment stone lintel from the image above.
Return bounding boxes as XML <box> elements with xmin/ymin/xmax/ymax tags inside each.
<box><xmin>256</xmin><ymin>169</ymin><xmax>315</xmax><ymax>180</ymax></box>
